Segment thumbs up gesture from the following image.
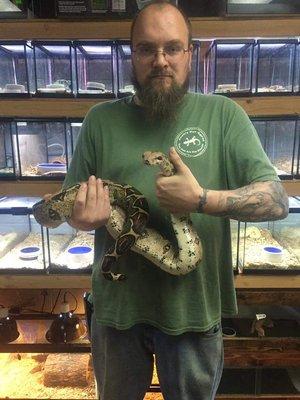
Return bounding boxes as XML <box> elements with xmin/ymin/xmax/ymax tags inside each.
<box><xmin>155</xmin><ymin>147</ymin><xmax>204</xmax><ymax>214</ymax></box>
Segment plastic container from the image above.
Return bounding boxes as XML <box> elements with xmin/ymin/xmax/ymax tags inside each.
<box><xmin>19</xmin><ymin>246</ymin><xmax>41</xmax><ymax>260</ymax></box>
<box><xmin>263</xmin><ymin>246</ymin><xmax>283</xmax><ymax>263</ymax></box>
<box><xmin>67</xmin><ymin>246</ymin><xmax>93</xmax><ymax>264</ymax></box>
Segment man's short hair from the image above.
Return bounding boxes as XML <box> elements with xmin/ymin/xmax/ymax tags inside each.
<box><xmin>130</xmin><ymin>0</ymin><xmax>193</xmax><ymax>46</ymax></box>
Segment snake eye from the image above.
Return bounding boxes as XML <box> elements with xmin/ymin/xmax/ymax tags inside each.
<box><xmin>157</xmin><ymin>156</ymin><xmax>163</xmax><ymax>161</ymax></box>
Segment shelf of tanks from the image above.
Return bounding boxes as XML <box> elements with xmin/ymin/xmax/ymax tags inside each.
<box><xmin>0</xmin><ymin>302</ymin><xmax>299</xmax><ymax>398</ymax></box>
<box><xmin>0</xmin><ymin>116</ymin><xmax>299</xmax><ymax>181</ymax></box>
<box><xmin>0</xmin><ymin>194</ymin><xmax>299</xmax><ymax>275</ymax></box>
<box><xmin>0</xmin><ymin>39</ymin><xmax>299</xmax><ymax>98</ymax></box>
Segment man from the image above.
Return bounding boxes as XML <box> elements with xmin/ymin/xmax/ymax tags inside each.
<box><xmin>63</xmin><ymin>1</ymin><xmax>289</xmax><ymax>399</ymax></box>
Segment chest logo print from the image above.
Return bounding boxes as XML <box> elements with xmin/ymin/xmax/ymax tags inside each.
<box><xmin>174</xmin><ymin>127</ymin><xmax>208</xmax><ymax>158</ymax></box>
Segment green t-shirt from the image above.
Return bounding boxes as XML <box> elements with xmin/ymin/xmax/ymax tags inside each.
<box><xmin>63</xmin><ymin>92</ymin><xmax>279</xmax><ymax>334</ymax></box>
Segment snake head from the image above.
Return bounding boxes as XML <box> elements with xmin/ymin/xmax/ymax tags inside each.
<box><xmin>142</xmin><ymin>151</ymin><xmax>164</xmax><ymax>166</ymax></box>
<box><xmin>32</xmin><ymin>199</ymin><xmax>64</xmax><ymax>228</ymax></box>
<box><xmin>142</xmin><ymin>151</ymin><xmax>175</xmax><ymax>176</ymax></box>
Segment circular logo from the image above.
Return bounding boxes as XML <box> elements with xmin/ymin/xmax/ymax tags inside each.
<box><xmin>174</xmin><ymin>127</ymin><xmax>208</xmax><ymax>158</ymax></box>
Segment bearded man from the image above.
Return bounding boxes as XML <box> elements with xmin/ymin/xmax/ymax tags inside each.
<box><xmin>62</xmin><ymin>1</ymin><xmax>288</xmax><ymax>399</ymax></box>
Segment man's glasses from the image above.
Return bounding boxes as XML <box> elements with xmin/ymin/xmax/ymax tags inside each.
<box><xmin>132</xmin><ymin>44</ymin><xmax>189</xmax><ymax>62</ymax></box>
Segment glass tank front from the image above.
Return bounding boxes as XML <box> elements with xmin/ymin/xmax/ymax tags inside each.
<box><xmin>32</xmin><ymin>41</ymin><xmax>75</xmax><ymax>97</ymax></box>
<box><xmin>204</xmin><ymin>40</ymin><xmax>254</xmax><ymax>95</ymax></box>
<box><xmin>0</xmin><ymin>41</ymin><xmax>33</xmax><ymax>96</ymax></box>
<box><xmin>251</xmin><ymin>117</ymin><xmax>298</xmax><ymax>179</ymax></box>
<box><xmin>253</xmin><ymin>40</ymin><xmax>297</xmax><ymax>94</ymax></box>
<box><xmin>0</xmin><ymin>197</ymin><xmax>46</xmax><ymax>273</ymax></box>
<box><xmin>74</xmin><ymin>41</ymin><xmax>116</xmax><ymax>98</ymax></box>
<box><xmin>295</xmin><ymin>40</ymin><xmax>300</xmax><ymax>93</ymax></box>
<box><xmin>294</xmin><ymin>119</ymin><xmax>300</xmax><ymax>179</ymax></box>
<box><xmin>117</xmin><ymin>41</ymin><xmax>135</xmax><ymax>97</ymax></box>
<box><xmin>0</xmin><ymin>119</ymin><xmax>16</xmax><ymax>178</ymax></box>
<box><xmin>67</xmin><ymin>119</ymin><xmax>83</xmax><ymax>165</ymax></box>
<box><xmin>230</xmin><ymin>219</ymin><xmax>239</xmax><ymax>273</ymax></box>
<box><xmin>237</xmin><ymin>197</ymin><xmax>300</xmax><ymax>274</ymax></box>
<box><xmin>46</xmin><ymin>225</ymin><xmax>94</xmax><ymax>273</ymax></box>
<box><xmin>189</xmin><ymin>40</ymin><xmax>200</xmax><ymax>93</ymax></box>
<box><xmin>15</xmin><ymin>119</ymin><xmax>67</xmax><ymax>180</ymax></box>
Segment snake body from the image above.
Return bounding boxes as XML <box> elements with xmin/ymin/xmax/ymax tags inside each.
<box><xmin>32</xmin><ymin>152</ymin><xmax>202</xmax><ymax>281</ymax></box>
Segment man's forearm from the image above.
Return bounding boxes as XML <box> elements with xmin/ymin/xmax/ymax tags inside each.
<box><xmin>201</xmin><ymin>181</ymin><xmax>289</xmax><ymax>222</ymax></box>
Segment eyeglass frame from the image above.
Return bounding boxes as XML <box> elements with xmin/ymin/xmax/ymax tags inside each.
<box><xmin>131</xmin><ymin>42</ymin><xmax>191</xmax><ymax>62</ymax></box>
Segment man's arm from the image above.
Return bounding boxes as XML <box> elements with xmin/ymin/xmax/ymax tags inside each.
<box><xmin>155</xmin><ymin>148</ymin><xmax>289</xmax><ymax>222</ymax></box>
<box><xmin>199</xmin><ymin>181</ymin><xmax>289</xmax><ymax>222</ymax></box>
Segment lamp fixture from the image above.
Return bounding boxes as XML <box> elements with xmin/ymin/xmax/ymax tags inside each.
<box><xmin>0</xmin><ymin>305</ymin><xmax>19</xmax><ymax>343</ymax></box>
<box><xmin>46</xmin><ymin>292</ymin><xmax>86</xmax><ymax>344</ymax></box>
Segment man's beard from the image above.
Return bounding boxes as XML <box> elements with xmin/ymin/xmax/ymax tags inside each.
<box><xmin>132</xmin><ymin>68</ymin><xmax>190</xmax><ymax>122</ymax></box>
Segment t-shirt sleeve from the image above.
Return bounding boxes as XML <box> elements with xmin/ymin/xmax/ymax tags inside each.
<box><xmin>62</xmin><ymin>109</ymin><xmax>98</xmax><ymax>190</ymax></box>
<box><xmin>223</xmin><ymin>99</ymin><xmax>280</xmax><ymax>190</ymax></box>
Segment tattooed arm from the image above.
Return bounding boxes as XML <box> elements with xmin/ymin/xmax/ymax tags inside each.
<box><xmin>199</xmin><ymin>181</ymin><xmax>289</xmax><ymax>222</ymax></box>
<box><xmin>155</xmin><ymin>149</ymin><xmax>289</xmax><ymax>222</ymax></box>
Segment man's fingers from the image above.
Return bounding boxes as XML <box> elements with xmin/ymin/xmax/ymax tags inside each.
<box><xmin>73</xmin><ymin>182</ymin><xmax>88</xmax><ymax>213</ymax></box>
<box><xmin>85</xmin><ymin>175</ymin><xmax>97</xmax><ymax>207</ymax></box>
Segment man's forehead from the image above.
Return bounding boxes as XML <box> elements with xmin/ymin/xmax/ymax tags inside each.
<box><xmin>132</xmin><ymin>5</ymin><xmax>188</xmax><ymax>42</ymax></box>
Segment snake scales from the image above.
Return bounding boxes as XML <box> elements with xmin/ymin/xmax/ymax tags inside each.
<box><xmin>32</xmin><ymin>151</ymin><xmax>202</xmax><ymax>281</ymax></box>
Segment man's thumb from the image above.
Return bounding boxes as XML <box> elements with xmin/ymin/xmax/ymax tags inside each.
<box><xmin>169</xmin><ymin>147</ymin><xmax>187</xmax><ymax>172</ymax></box>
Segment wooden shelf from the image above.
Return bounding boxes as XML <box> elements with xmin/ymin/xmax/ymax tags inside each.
<box><xmin>0</xmin><ymin>273</ymin><xmax>299</xmax><ymax>290</ymax></box>
<box><xmin>236</xmin><ymin>289</ymin><xmax>300</xmax><ymax>306</ymax></box>
<box><xmin>0</xmin><ymin>179</ymin><xmax>298</xmax><ymax>197</ymax></box>
<box><xmin>0</xmin><ymin>180</ymin><xmax>62</xmax><ymax>197</ymax></box>
<box><xmin>0</xmin><ymin>17</ymin><xmax>299</xmax><ymax>40</ymax></box>
<box><xmin>234</xmin><ymin>274</ymin><xmax>300</xmax><ymax>290</ymax></box>
<box><xmin>224</xmin><ymin>337</ymin><xmax>300</xmax><ymax>368</ymax></box>
<box><xmin>1</xmin><ymin>336</ymin><xmax>299</xmax><ymax>368</ymax></box>
<box><xmin>1</xmin><ymin>96</ymin><xmax>300</xmax><ymax>118</ymax></box>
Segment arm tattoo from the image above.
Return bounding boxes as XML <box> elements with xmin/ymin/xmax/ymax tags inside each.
<box><xmin>211</xmin><ymin>181</ymin><xmax>289</xmax><ymax>222</ymax></box>
<box><xmin>197</xmin><ymin>188</ymin><xmax>208</xmax><ymax>213</ymax></box>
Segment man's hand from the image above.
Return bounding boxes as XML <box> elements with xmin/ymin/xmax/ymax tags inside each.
<box><xmin>155</xmin><ymin>147</ymin><xmax>203</xmax><ymax>214</ymax></box>
<box><xmin>68</xmin><ymin>176</ymin><xmax>111</xmax><ymax>231</ymax></box>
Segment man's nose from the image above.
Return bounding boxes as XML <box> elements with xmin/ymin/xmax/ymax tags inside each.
<box><xmin>152</xmin><ymin>51</ymin><xmax>168</xmax><ymax>67</ymax></box>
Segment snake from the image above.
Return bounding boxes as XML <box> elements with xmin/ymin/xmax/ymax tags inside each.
<box><xmin>32</xmin><ymin>151</ymin><xmax>203</xmax><ymax>281</ymax></box>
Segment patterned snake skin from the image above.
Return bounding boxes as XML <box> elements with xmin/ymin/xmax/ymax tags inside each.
<box><xmin>32</xmin><ymin>151</ymin><xmax>202</xmax><ymax>281</ymax></box>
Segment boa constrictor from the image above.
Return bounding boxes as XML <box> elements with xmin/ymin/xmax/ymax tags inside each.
<box><xmin>32</xmin><ymin>151</ymin><xmax>202</xmax><ymax>281</ymax></box>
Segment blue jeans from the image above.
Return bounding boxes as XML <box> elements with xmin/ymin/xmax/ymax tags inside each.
<box><xmin>91</xmin><ymin>313</ymin><xmax>224</xmax><ymax>400</ymax></box>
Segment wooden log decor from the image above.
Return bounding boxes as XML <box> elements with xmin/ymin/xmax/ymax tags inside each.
<box><xmin>43</xmin><ymin>353</ymin><xmax>91</xmax><ymax>387</ymax></box>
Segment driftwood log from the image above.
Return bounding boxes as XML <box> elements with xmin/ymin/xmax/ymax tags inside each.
<box><xmin>43</xmin><ymin>353</ymin><xmax>91</xmax><ymax>387</ymax></box>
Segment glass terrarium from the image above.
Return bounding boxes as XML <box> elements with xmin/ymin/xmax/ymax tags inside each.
<box><xmin>46</xmin><ymin>225</ymin><xmax>94</xmax><ymax>274</ymax></box>
<box><xmin>15</xmin><ymin>119</ymin><xmax>68</xmax><ymax>180</ymax></box>
<box><xmin>32</xmin><ymin>41</ymin><xmax>75</xmax><ymax>97</ymax></box>
<box><xmin>227</xmin><ymin>0</ymin><xmax>300</xmax><ymax>14</ymax></box>
<box><xmin>294</xmin><ymin>118</ymin><xmax>300</xmax><ymax>179</ymax></box>
<box><xmin>253</xmin><ymin>40</ymin><xmax>298</xmax><ymax>94</ymax></box>
<box><xmin>74</xmin><ymin>40</ymin><xmax>116</xmax><ymax>98</ymax></box>
<box><xmin>67</xmin><ymin>119</ymin><xmax>83</xmax><ymax>165</ymax></box>
<box><xmin>204</xmin><ymin>40</ymin><xmax>254</xmax><ymax>95</ymax></box>
<box><xmin>0</xmin><ymin>197</ymin><xmax>46</xmax><ymax>274</ymax></box>
<box><xmin>0</xmin><ymin>41</ymin><xmax>34</xmax><ymax>97</ymax></box>
<box><xmin>116</xmin><ymin>41</ymin><xmax>135</xmax><ymax>98</ymax></box>
<box><xmin>230</xmin><ymin>219</ymin><xmax>239</xmax><ymax>274</ymax></box>
<box><xmin>0</xmin><ymin>118</ymin><xmax>16</xmax><ymax>179</ymax></box>
<box><xmin>295</xmin><ymin>40</ymin><xmax>300</xmax><ymax>93</ymax></box>
<box><xmin>0</xmin><ymin>0</ymin><xmax>27</xmax><ymax>19</ymax></box>
<box><xmin>251</xmin><ymin>117</ymin><xmax>298</xmax><ymax>179</ymax></box>
<box><xmin>189</xmin><ymin>40</ymin><xmax>200</xmax><ymax>93</ymax></box>
<box><xmin>237</xmin><ymin>197</ymin><xmax>300</xmax><ymax>274</ymax></box>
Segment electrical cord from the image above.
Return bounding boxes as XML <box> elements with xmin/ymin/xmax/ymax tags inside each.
<box><xmin>63</xmin><ymin>290</ymin><xmax>78</xmax><ymax>313</ymax></box>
